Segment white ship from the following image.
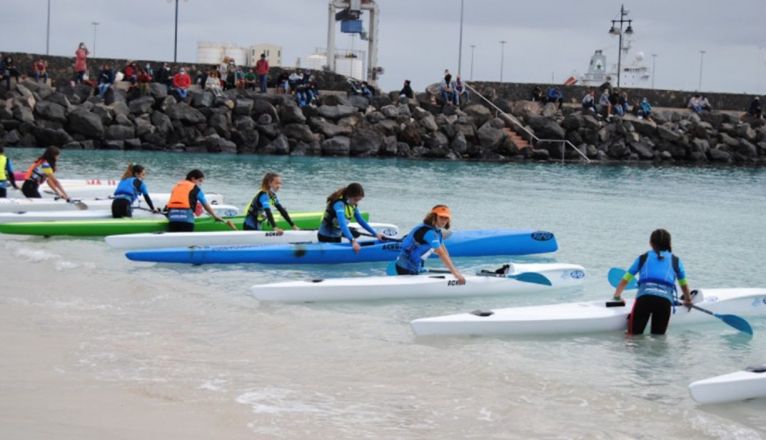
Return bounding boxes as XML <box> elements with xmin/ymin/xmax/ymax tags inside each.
<box><xmin>577</xmin><ymin>37</ymin><xmax>651</xmax><ymax>88</ymax></box>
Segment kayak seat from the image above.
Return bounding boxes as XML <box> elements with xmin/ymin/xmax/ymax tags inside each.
<box><xmin>310</xmin><ymin>279</ymin><xmax>325</xmax><ymax>283</ymax></box>
<box><xmin>471</xmin><ymin>309</ymin><xmax>494</xmax><ymax>317</ymax></box>
<box><xmin>746</xmin><ymin>364</ymin><xmax>766</xmax><ymax>373</ymax></box>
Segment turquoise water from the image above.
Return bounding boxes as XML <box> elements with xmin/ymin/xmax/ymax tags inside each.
<box><xmin>2</xmin><ymin>147</ymin><xmax>766</xmax><ymax>438</ymax></box>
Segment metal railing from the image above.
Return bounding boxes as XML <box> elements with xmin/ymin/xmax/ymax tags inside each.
<box><xmin>464</xmin><ymin>83</ymin><xmax>591</xmax><ymax>163</ymax></box>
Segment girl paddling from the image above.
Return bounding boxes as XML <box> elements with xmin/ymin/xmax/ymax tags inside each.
<box><xmin>112</xmin><ymin>164</ymin><xmax>158</xmax><ymax>218</ymax></box>
<box><xmin>243</xmin><ymin>172</ymin><xmax>298</xmax><ymax>233</ymax></box>
<box><xmin>21</xmin><ymin>147</ymin><xmax>69</xmax><ymax>200</ymax></box>
<box><xmin>166</xmin><ymin>169</ymin><xmax>235</xmax><ymax>232</ymax></box>
<box><xmin>318</xmin><ymin>182</ymin><xmax>384</xmax><ymax>254</ymax></box>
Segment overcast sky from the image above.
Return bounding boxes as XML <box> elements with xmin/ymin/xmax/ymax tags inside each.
<box><xmin>1</xmin><ymin>0</ymin><xmax>764</xmax><ymax>94</ymax></box>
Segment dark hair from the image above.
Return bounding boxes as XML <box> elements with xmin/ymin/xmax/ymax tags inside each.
<box><xmin>650</xmin><ymin>229</ymin><xmax>672</xmax><ymax>260</ymax></box>
<box><xmin>120</xmin><ymin>163</ymin><xmax>145</xmax><ymax>180</ymax></box>
<box><xmin>326</xmin><ymin>182</ymin><xmax>365</xmax><ymax>204</ymax></box>
<box><xmin>0</xmin><ymin>146</ymin><xmax>4</xmax><ymax>153</ymax></box>
<box><xmin>38</xmin><ymin>146</ymin><xmax>60</xmax><ymax>172</ymax></box>
<box><xmin>261</xmin><ymin>172</ymin><xmax>280</xmax><ymax>192</ymax></box>
<box><xmin>186</xmin><ymin>169</ymin><xmax>205</xmax><ymax>180</ymax></box>
<box><xmin>423</xmin><ymin>204</ymin><xmax>451</xmax><ymax>230</ymax></box>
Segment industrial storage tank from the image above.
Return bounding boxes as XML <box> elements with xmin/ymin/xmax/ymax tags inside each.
<box><xmin>196</xmin><ymin>42</ymin><xmax>224</xmax><ymax>65</ymax></box>
<box><xmin>223</xmin><ymin>44</ymin><xmax>246</xmax><ymax>66</ymax></box>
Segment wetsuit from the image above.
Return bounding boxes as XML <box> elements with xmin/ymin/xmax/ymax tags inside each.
<box><xmin>243</xmin><ymin>191</ymin><xmax>295</xmax><ymax>231</ymax></box>
<box><xmin>394</xmin><ymin>223</ymin><xmax>443</xmax><ymax>275</ymax></box>
<box><xmin>317</xmin><ymin>198</ymin><xmax>375</xmax><ymax>243</ymax></box>
<box><xmin>112</xmin><ymin>177</ymin><xmax>155</xmax><ymax>218</ymax></box>
<box><xmin>0</xmin><ymin>154</ymin><xmax>18</xmax><ymax>198</ymax></box>
<box><xmin>624</xmin><ymin>250</ymin><xmax>687</xmax><ymax>335</ymax></box>
<box><xmin>21</xmin><ymin>159</ymin><xmax>53</xmax><ymax>198</ymax></box>
<box><xmin>166</xmin><ymin>180</ymin><xmax>208</xmax><ymax>232</ymax></box>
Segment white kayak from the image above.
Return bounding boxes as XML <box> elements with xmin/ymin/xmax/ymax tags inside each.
<box><xmin>104</xmin><ymin>222</ymin><xmax>400</xmax><ymax>249</ymax></box>
<box><xmin>250</xmin><ymin>263</ymin><xmax>586</xmax><ymax>302</ymax></box>
<box><xmin>0</xmin><ymin>193</ymin><xmax>225</xmax><ymax>213</ymax></box>
<box><xmin>7</xmin><ymin>181</ymin><xmax>117</xmax><ymax>199</ymax></box>
<box><xmin>689</xmin><ymin>364</ymin><xmax>766</xmax><ymax>404</ymax></box>
<box><xmin>0</xmin><ymin>204</ymin><xmax>240</xmax><ymax>224</ymax></box>
<box><xmin>410</xmin><ymin>288</ymin><xmax>766</xmax><ymax>337</ymax></box>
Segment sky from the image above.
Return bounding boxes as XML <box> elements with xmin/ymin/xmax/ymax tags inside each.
<box><xmin>1</xmin><ymin>0</ymin><xmax>764</xmax><ymax>94</ymax></box>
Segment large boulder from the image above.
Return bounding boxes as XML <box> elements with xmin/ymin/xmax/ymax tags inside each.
<box><xmin>629</xmin><ymin>141</ymin><xmax>654</xmax><ymax>159</ymax></box>
<box><xmin>234</xmin><ymin>115</ymin><xmax>256</xmax><ymax>131</ymax></box>
<box><xmin>198</xmin><ymin>134</ymin><xmax>237</xmax><ymax>153</ymax></box>
<box><xmin>282</xmin><ymin>123</ymin><xmax>316</xmax><ymax>143</ymax></box>
<box><xmin>148</xmin><ymin>83</ymin><xmax>168</xmax><ymax>100</ymax></box>
<box><xmin>233</xmin><ymin>98</ymin><xmax>254</xmax><ymax>116</ymax></box>
<box><xmin>350</xmin><ymin>128</ymin><xmax>384</xmax><ymax>157</ymax></box>
<box><xmin>129</xmin><ymin>96</ymin><xmax>156</xmax><ymax>115</ymax></box>
<box><xmin>321</xmin><ymin>136</ymin><xmax>351</xmax><ymax>156</ymax></box>
<box><xmin>106</xmin><ymin>124</ymin><xmax>136</xmax><ymax>141</ymax></box>
<box><xmin>464</xmin><ymin>104</ymin><xmax>492</xmax><ymax>127</ymax></box>
<box><xmin>166</xmin><ymin>103</ymin><xmax>206</xmax><ymax>125</ymax></box>
<box><xmin>208</xmin><ymin>112</ymin><xmax>231</xmax><ymax>137</ymax></box>
<box><xmin>348</xmin><ymin>95</ymin><xmax>370</xmax><ymax>111</ymax></box>
<box><xmin>279</xmin><ymin>103</ymin><xmax>306</xmax><ymax>124</ymax></box>
<box><xmin>397</xmin><ymin>122</ymin><xmax>423</xmax><ymax>147</ymax></box>
<box><xmin>657</xmin><ymin>125</ymin><xmax>682</xmax><ymax>142</ymax></box>
<box><xmin>231</xmin><ymin>129</ymin><xmax>260</xmax><ymax>154</ymax></box>
<box><xmin>262</xmin><ymin>134</ymin><xmax>290</xmax><ymax>155</ymax></box>
<box><xmin>12</xmin><ymin>105</ymin><xmax>35</xmax><ymax>125</ymax></box>
<box><xmin>191</xmin><ymin>91</ymin><xmax>215</xmax><ymax>108</ymax></box>
<box><xmin>150</xmin><ymin>111</ymin><xmax>173</xmax><ymax>135</ymax></box>
<box><xmin>528</xmin><ymin>116</ymin><xmax>565</xmax><ymax>139</ymax></box>
<box><xmin>476</xmin><ymin>121</ymin><xmax>504</xmax><ymax>149</ymax></box>
<box><xmin>252</xmin><ymin>99</ymin><xmax>279</xmax><ymax>122</ymax></box>
<box><xmin>317</xmin><ymin>104</ymin><xmax>357</xmax><ymax>120</ymax></box>
<box><xmin>309</xmin><ymin>117</ymin><xmax>352</xmax><ymax>138</ymax></box>
<box><xmin>67</xmin><ymin>109</ymin><xmax>104</xmax><ymax>139</ymax></box>
<box><xmin>33</xmin><ymin>127</ymin><xmax>72</xmax><ymax>146</ymax></box>
<box><xmin>419</xmin><ymin>114</ymin><xmax>438</xmax><ymax>132</ymax></box>
<box><xmin>34</xmin><ymin>101</ymin><xmax>67</xmax><ymax>123</ymax></box>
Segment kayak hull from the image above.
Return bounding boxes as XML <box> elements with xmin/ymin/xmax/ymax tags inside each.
<box><xmin>0</xmin><ymin>211</ymin><xmax>344</xmax><ymax>237</ymax></box>
<box><xmin>0</xmin><ymin>204</ymin><xmax>239</xmax><ymax>223</ymax></box>
<box><xmin>410</xmin><ymin>288</ymin><xmax>766</xmax><ymax>336</ymax></box>
<box><xmin>125</xmin><ymin>229</ymin><xmax>558</xmax><ymax>264</ymax></box>
<box><xmin>0</xmin><ymin>193</ymin><xmax>224</xmax><ymax>213</ymax></box>
<box><xmin>689</xmin><ymin>367</ymin><xmax>766</xmax><ymax>404</ymax></box>
<box><xmin>250</xmin><ymin>263</ymin><xmax>586</xmax><ymax>302</ymax></box>
<box><xmin>105</xmin><ymin>223</ymin><xmax>400</xmax><ymax>249</ymax></box>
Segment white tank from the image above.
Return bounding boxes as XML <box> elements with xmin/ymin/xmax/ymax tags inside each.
<box><xmin>304</xmin><ymin>54</ymin><xmax>327</xmax><ymax>71</ymax></box>
<box><xmin>335</xmin><ymin>56</ymin><xmax>364</xmax><ymax>80</ymax></box>
<box><xmin>223</xmin><ymin>45</ymin><xmax>246</xmax><ymax>66</ymax></box>
<box><xmin>197</xmin><ymin>42</ymin><xmax>224</xmax><ymax>65</ymax></box>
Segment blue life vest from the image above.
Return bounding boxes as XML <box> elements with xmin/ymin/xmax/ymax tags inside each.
<box><xmin>319</xmin><ymin>199</ymin><xmax>355</xmax><ymax>238</ymax></box>
<box><xmin>113</xmin><ymin>177</ymin><xmax>141</xmax><ymax>203</ymax></box>
<box><xmin>634</xmin><ymin>251</ymin><xmax>684</xmax><ymax>303</ymax></box>
<box><xmin>395</xmin><ymin>224</ymin><xmax>443</xmax><ymax>274</ymax></box>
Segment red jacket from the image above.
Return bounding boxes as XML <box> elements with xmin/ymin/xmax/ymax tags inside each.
<box><xmin>172</xmin><ymin>72</ymin><xmax>191</xmax><ymax>89</ymax></box>
<box><xmin>255</xmin><ymin>59</ymin><xmax>269</xmax><ymax>75</ymax></box>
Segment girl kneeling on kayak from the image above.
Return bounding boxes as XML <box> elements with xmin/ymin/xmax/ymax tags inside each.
<box><xmin>166</xmin><ymin>169</ymin><xmax>235</xmax><ymax>232</ymax></box>
<box><xmin>22</xmin><ymin>146</ymin><xmax>69</xmax><ymax>200</ymax></box>
<box><xmin>112</xmin><ymin>164</ymin><xmax>158</xmax><ymax>218</ymax></box>
<box><xmin>394</xmin><ymin>205</ymin><xmax>465</xmax><ymax>284</ymax></box>
<box><xmin>612</xmin><ymin>229</ymin><xmax>693</xmax><ymax>335</ymax></box>
<box><xmin>318</xmin><ymin>182</ymin><xmax>384</xmax><ymax>254</ymax></box>
<box><xmin>243</xmin><ymin>172</ymin><xmax>298</xmax><ymax>234</ymax></box>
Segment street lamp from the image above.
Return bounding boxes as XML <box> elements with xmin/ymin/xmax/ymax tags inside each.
<box><xmin>457</xmin><ymin>0</ymin><xmax>464</xmax><ymax>77</ymax></box>
<box><xmin>469</xmin><ymin>44</ymin><xmax>476</xmax><ymax>81</ymax></box>
<box><xmin>91</xmin><ymin>22</ymin><xmax>99</xmax><ymax>57</ymax></box>
<box><xmin>698</xmin><ymin>50</ymin><xmax>706</xmax><ymax>91</ymax></box>
<box><xmin>608</xmin><ymin>4</ymin><xmax>634</xmax><ymax>88</ymax></box>
<box><xmin>651</xmin><ymin>53</ymin><xmax>657</xmax><ymax>89</ymax></box>
<box><xmin>499</xmin><ymin>40</ymin><xmax>506</xmax><ymax>82</ymax></box>
<box><xmin>46</xmin><ymin>0</ymin><xmax>51</xmax><ymax>55</ymax></box>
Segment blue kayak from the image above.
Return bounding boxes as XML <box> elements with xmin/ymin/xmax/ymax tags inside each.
<box><xmin>125</xmin><ymin>229</ymin><xmax>558</xmax><ymax>265</ymax></box>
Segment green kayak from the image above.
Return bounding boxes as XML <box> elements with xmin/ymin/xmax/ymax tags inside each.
<box><xmin>0</xmin><ymin>211</ymin><xmax>369</xmax><ymax>237</ymax></box>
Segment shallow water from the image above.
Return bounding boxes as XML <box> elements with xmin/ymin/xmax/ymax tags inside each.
<box><xmin>1</xmin><ymin>148</ymin><xmax>765</xmax><ymax>439</ymax></box>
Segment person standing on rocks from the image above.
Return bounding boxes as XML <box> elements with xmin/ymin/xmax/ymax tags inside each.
<box><xmin>73</xmin><ymin>42</ymin><xmax>89</xmax><ymax>85</ymax></box>
<box><xmin>0</xmin><ymin>147</ymin><xmax>20</xmax><ymax>198</ymax></box>
<box><xmin>748</xmin><ymin>97</ymin><xmax>762</xmax><ymax>119</ymax></box>
<box><xmin>255</xmin><ymin>53</ymin><xmax>269</xmax><ymax>93</ymax></box>
<box><xmin>1</xmin><ymin>55</ymin><xmax>20</xmax><ymax>90</ymax></box>
<box><xmin>21</xmin><ymin>147</ymin><xmax>70</xmax><ymax>200</ymax></box>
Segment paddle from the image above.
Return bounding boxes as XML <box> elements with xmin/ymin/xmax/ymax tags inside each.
<box><xmin>608</xmin><ymin>267</ymin><xmax>753</xmax><ymax>335</ymax></box>
<box><xmin>355</xmin><ymin>230</ymin><xmax>403</xmax><ymax>242</ymax></box>
<box><xmin>134</xmin><ymin>206</ymin><xmax>165</xmax><ymax>215</ymax></box>
<box><xmin>50</xmin><ymin>194</ymin><xmax>88</xmax><ymax>210</ymax></box>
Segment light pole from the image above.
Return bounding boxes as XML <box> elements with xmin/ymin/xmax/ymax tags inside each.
<box><xmin>91</xmin><ymin>21</ymin><xmax>99</xmax><ymax>57</ymax></box>
<box><xmin>469</xmin><ymin>44</ymin><xmax>476</xmax><ymax>81</ymax></box>
<box><xmin>457</xmin><ymin>0</ymin><xmax>464</xmax><ymax>77</ymax></box>
<box><xmin>46</xmin><ymin>0</ymin><xmax>51</xmax><ymax>55</ymax></box>
<box><xmin>499</xmin><ymin>40</ymin><xmax>506</xmax><ymax>82</ymax></box>
<box><xmin>608</xmin><ymin>4</ymin><xmax>634</xmax><ymax>88</ymax></box>
<box><xmin>173</xmin><ymin>0</ymin><xmax>180</xmax><ymax>62</ymax></box>
<box><xmin>651</xmin><ymin>53</ymin><xmax>657</xmax><ymax>89</ymax></box>
<box><xmin>698</xmin><ymin>50</ymin><xmax>706</xmax><ymax>91</ymax></box>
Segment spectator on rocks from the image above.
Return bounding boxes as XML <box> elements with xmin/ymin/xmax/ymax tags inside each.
<box><xmin>123</xmin><ymin>62</ymin><xmax>138</xmax><ymax>86</ymax></box>
<box><xmin>581</xmin><ymin>90</ymin><xmax>596</xmax><ymax>113</ymax></box>
<box><xmin>440</xmin><ymin>72</ymin><xmax>455</xmax><ymax>106</ymax></box>
<box><xmin>1</xmin><ymin>55</ymin><xmax>20</xmax><ymax>89</ymax></box>
<box><xmin>276</xmin><ymin>71</ymin><xmax>290</xmax><ymax>94</ymax></box>
<box><xmin>598</xmin><ymin>89</ymin><xmax>611</xmax><ymax>119</ymax></box>
<box><xmin>97</xmin><ymin>63</ymin><xmax>115</xmax><ymax>97</ymax></box>
<box><xmin>73</xmin><ymin>42</ymin><xmax>89</xmax><ymax>85</ymax></box>
<box><xmin>688</xmin><ymin>94</ymin><xmax>703</xmax><ymax>113</ymax></box>
<box><xmin>172</xmin><ymin>67</ymin><xmax>192</xmax><ymax>101</ymax></box>
<box><xmin>637</xmin><ymin>97</ymin><xmax>653</xmax><ymax>121</ymax></box>
<box><xmin>616</xmin><ymin>91</ymin><xmax>630</xmax><ymax>116</ymax></box>
<box><xmin>225</xmin><ymin>65</ymin><xmax>237</xmax><ymax>90</ymax></box>
<box><xmin>454</xmin><ymin>76</ymin><xmax>467</xmax><ymax>105</ymax></box>
<box><xmin>33</xmin><ymin>58</ymin><xmax>48</xmax><ymax>83</ymax></box>
<box><xmin>546</xmin><ymin>87</ymin><xmax>563</xmax><ymax>109</ymax></box>
<box><xmin>255</xmin><ymin>53</ymin><xmax>269</xmax><ymax>93</ymax></box>
<box><xmin>360</xmin><ymin>81</ymin><xmax>374</xmax><ymax>98</ymax></box>
<box><xmin>137</xmin><ymin>67</ymin><xmax>153</xmax><ymax>95</ymax></box>
<box><xmin>155</xmin><ymin>63</ymin><xmax>172</xmax><ymax>88</ymax></box>
<box><xmin>205</xmin><ymin>70</ymin><xmax>224</xmax><ymax>97</ymax></box>
<box><xmin>531</xmin><ymin>86</ymin><xmax>544</xmax><ymax>102</ymax></box>
<box><xmin>699</xmin><ymin>96</ymin><xmax>712</xmax><ymax>111</ymax></box>
<box><xmin>599</xmin><ymin>76</ymin><xmax>613</xmax><ymax>95</ymax></box>
<box><xmin>235</xmin><ymin>66</ymin><xmax>247</xmax><ymax>89</ymax></box>
<box><xmin>244</xmin><ymin>68</ymin><xmax>257</xmax><ymax>90</ymax></box>
<box><xmin>748</xmin><ymin>97</ymin><xmax>762</xmax><ymax>119</ymax></box>
<box><xmin>399</xmin><ymin>79</ymin><xmax>414</xmax><ymax>100</ymax></box>
<box><xmin>288</xmin><ymin>70</ymin><xmax>303</xmax><ymax>92</ymax></box>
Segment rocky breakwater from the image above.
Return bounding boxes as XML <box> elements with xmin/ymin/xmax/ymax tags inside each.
<box><xmin>508</xmin><ymin>101</ymin><xmax>766</xmax><ymax>164</ymax></box>
<box><xmin>1</xmin><ymin>79</ymin><xmax>764</xmax><ymax>165</ymax></box>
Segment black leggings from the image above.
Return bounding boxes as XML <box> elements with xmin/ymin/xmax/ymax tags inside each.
<box><xmin>317</xmin><ymin>233</ymin><xmax>342</xmax><ymax>243</ymax></box>
<box><xmin>111</xmin><ymin>198</ymin><xmax>132</xmax><ymax>218</ymax></box>
<box><xmin>0</xmin><ymin>187</ymin><xmax>6</xmax><ymax>198</ymax></box>
<box><xmin>168</xmin><ymin>221</ymin><xmax>194</xmax><ymax>232</ymax></box>
<box><xmin>628</xmin><ymin>295</ymin><xmax>672</xmax><ymax>335</ymax></box>
<box><xmin>21</xmin><ymin>180</ymin><xmax>41</xmax><ymax>198</ymax></box>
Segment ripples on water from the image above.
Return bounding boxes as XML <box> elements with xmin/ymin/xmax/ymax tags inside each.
<box><xmin>2</xmin><ymin>148</ymin><xmax>766</xmax><ymax>438</ymax></box>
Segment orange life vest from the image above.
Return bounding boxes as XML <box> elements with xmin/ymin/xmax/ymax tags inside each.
<box><xmin>24</xmin><ymin>159</ymin><xmax>47</xmax><ymax>184</ymax></box>
<box><xmin>167</xmin><ymin>180</ymin><xmax>200</xmax><ymax>210</ymax></box>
